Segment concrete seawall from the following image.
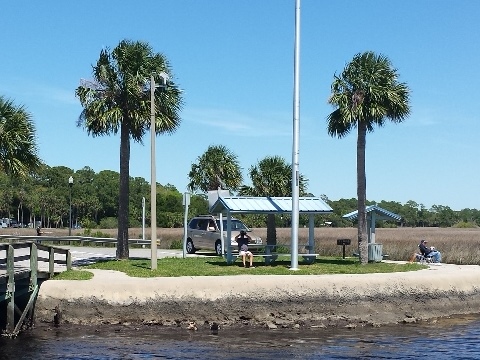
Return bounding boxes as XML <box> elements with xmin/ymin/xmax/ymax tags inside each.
<box><xmin>35</xmin><ymin>264</ymin><xmax>480</xmax><ymax>329</ymax></box>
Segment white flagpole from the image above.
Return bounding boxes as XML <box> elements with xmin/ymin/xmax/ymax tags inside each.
<box><xmin>291</xmin><ymin>0</ymin><xmax>301</xmax><ymax>270</ymax></box>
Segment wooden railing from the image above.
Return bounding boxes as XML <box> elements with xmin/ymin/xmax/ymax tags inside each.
<box><xmin>0</xmin><ymin>242</ymin><xmax>71</xmax><ymax>281</ymax></box>
<box><xmin>0</xmin><ymin>242</ymin><xmax>72</xmax><ymax>336</ymax></box>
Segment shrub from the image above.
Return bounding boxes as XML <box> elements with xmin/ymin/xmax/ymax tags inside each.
<box><xmin>99</xmin><ymin>217</ymin><xmax>117</xmax><ymax>229</ymax></box>
<box><xmin>169</xmin><ymin>239</ymin><xmax>183</xmax><ymax>249</ymax></box>
<box><xmin>453</xmin><ymin>221</ymin><xmax>477</xmax><ymax>228</ymax></box>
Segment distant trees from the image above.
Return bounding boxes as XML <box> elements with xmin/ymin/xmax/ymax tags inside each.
<box><xmin>0</xmin><ymin>162</ymin><xmax>475</xmax><ymax>230</ymax></box>
<box><xmin>327</xmin><ymin>51</ymin><xmax>411</xmax><ymax>264</ymax></box>
<box><xmin>0</xmin><ymin>165</ymin><xmax>209</xmax><ymax>230</ymax></box>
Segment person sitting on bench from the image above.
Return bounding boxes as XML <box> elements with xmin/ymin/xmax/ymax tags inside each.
<box><xmin>235</xmin><ymin>230</ymin><xmax>254</xmax><ymax>268</ymax></box>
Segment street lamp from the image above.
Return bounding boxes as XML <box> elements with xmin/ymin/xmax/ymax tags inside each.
<box><xmin>150</xmin><ymin>72</ymin><xmax>169</xmax><ymax>270</ymax></box>
<box><xmin>68</xmin><ymin>176</ymin><xmax>73</xmax><ymax>236</ymax></box>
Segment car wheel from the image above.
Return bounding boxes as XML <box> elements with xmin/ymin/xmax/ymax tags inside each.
<box><xmin>186</xmin><ymin>239</ymin><xmax>195</xmax><ymax>254</ymax></box>
<box><xmin>215</xmin><ymin>240</ymin><xmax>223</xmax><ymax>256</ymax></box>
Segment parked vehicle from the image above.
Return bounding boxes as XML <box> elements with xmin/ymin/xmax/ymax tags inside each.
<box><xmin>186</xmin><ymin>215</ymin><xmax>262</xmax><ymax>255</ymax></box>
<box><xmin>10</xmin><ymin>220</ymin><xmax>20</xmax><ymax>228</ymax></box>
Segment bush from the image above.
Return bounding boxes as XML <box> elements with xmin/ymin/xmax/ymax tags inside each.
<box><xmin>82</xmin><ymin>228</ymin><xmax>112</xmax><ymax>238</ymax></box>
<box><xmin>169</xmin><ymin>239</ymin><xmax>183</xmax><ymax>249</ymax></box>
<box><xmin>99</xmin><ymin>217</ymin><xmax>117</xmax><ymax>229</ymax></box>
<box><xmin>453</xmin><ymin>221</ymin><xmax>477</xmax><ymax>228</ymax></box>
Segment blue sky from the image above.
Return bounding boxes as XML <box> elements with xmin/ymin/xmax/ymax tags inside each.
<box><xmin>1</xmin><ymin>1</ymin><xmax>479</xmax><ymax>211</ymax></box>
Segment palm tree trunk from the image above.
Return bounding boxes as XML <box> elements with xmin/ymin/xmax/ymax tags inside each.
<box><xmin>357</xmin><ymin>121</ymin><xmax>368</xmax><ymax>264</ymax></box>
<box><xmin>266</xmin><ymin>213</ymin><xmax>277</xmax><ymax>250</ymax></box>
<box><xmin>117</xmin><ymin>120</ymin><xmax>130</xmax><ymax>259</ymax></box>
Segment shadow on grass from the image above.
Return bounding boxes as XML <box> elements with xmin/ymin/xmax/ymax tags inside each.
<box><xmin>205</xmin><ymin>257</ymin><xmax>359</xmax><ymax>268</ymax></box>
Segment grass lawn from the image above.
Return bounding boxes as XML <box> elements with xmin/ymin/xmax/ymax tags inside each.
<box><xmin>53</xmin><ymin>256</ymin><xmax>426</xmax><ymax>279</ymax></box>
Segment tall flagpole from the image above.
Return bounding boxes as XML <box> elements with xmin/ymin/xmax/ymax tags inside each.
<box><xmin>291</xmin><ymin>0</ymin><xmax>301</xmax><ymax>270</ymax></box>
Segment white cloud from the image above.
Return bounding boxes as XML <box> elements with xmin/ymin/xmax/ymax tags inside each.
<box><xmin>183</xmin><ymin>107</ymin><xmax>292</xmax><ymax>138</ymax></box>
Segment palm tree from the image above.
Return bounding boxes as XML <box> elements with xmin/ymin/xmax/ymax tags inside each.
<box><xmin>239</xmin><ymin>156</ymin><xmax>308</xmax><ymax>248</ymax></box>
<box><xmin>188</xmin><ymin>145</ymin><xmax>242</xmax><ymax>193</ymax></box>
<box><xmin>327</xmin><ymin>51</ymin><xmax>410</xmax><ymax>264</ymax></box>
<box><xmin>0</xmin><ymin>96</ymin><xmax>41</xmax><ymax>176</ymax></box>
<box><xmin>76</xmin><ymin>39</ymin><xmax>183</xmax><ymax>259</ymax></box>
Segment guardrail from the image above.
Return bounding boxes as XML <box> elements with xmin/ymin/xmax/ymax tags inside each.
<box><xmin>0</xmin><ymin>235</ymin><xmax>152</xmax><ymax>247</ymax></box>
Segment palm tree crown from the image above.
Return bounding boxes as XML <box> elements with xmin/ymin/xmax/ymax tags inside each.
<box><xmin>0</xmin><ymin>96</ymin><xmax>41</xmax><ymax>177</ymax></box>
<box><xmin>188</xmin><ymin>145</ymin><xmax>242</xmax><ymax>193</ymax></box>
<box><xmin>327</xmin><ymin>51</ymin><xmax>410</xmax><ymax>137</ymax></box>
<box><xmin>240</xmin><ymin>155</ymin><xmax>307</xmax><ymax>197</ymax></box>
<box><xmin>76</xmin><ymin>39</ymin><xmax>183</xmax><ymax>259</ymax></box>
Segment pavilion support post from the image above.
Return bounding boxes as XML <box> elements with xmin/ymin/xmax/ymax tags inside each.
<box><xmin>308</xmin><ymin>214</ymin><xmax>315</xmax><ymax>254</ymax></box>
<box><xmin>369</xmin><ymin>212</ymin><xmax>376</xmax><ymax>244</ymax></box>
<box><xmin>219</xmin><ymin>212</ymin><xmax>224</xmax><ymax>258</ymax></box>
<box><xmin>226</xmin><ymin>213</ymin><xmax>233</xmax><ymax>264</ymax></box>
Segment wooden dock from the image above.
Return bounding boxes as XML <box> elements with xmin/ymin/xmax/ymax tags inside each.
<box><xmin>0</xmin><ymin>242</ymin><xmax>71</xmax><ymax>337</ymax></box>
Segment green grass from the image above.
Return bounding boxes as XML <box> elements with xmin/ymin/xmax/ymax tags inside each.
<box><xmin>55</xmin><ymin>256</ymin><xmax>426</xmax><ymax>279</ymax></box>
<box><xmin>52</xmin><ymin>269</ymin><xmax>94</xmax><ymax>280</ymax></box>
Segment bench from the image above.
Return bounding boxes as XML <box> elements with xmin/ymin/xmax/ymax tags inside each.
<box><xmin>352</xmin><ymin>252</ymin><xmax>389</xmax><ymax>260</ymax></box>
<box><xmin>262</xmin><ymin>252</ymin><xmax>319</xmax><ymax>265</ymax></box>
<box><xmin>262</xmin><ymin>244</ymin><xmax>318</xmax><ymax>265</ymax></box>
<box><xmin>231</xmin><ymin>252</ymin><xmax>274</xmax><ymax>265</ymax></box>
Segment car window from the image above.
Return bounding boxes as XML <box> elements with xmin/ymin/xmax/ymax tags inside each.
<box><xmin>208</xmin><ymin>220</ymin><xmax>216</xmax><ymax>230</ymax></box>
<box><xmin>188</xmin><ymin>219</ymin><xmax>198</xmax><ymax>229</ymax></box>
<box><xmin>218</xmin><ymin>219</ymin><xmax>250</xmax><ymax>231</ymax></box>
<box><xmin>197</xmin><ymin>219</ymin><xmax>208</xmax><ymax>230</ymax></box>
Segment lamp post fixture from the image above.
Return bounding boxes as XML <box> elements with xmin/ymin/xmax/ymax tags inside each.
<box><xmin>68</xmin><ymin>176</ymin><xmax>73</xmax><ymax>236</ymax></box>
<box><xmin>150</xmin><ymin>72</ymin><xmax>169</xmax><ymax>270</ymax></box>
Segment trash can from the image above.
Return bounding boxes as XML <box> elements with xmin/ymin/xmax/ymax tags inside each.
<box><xmin>368</xmin><ymin>243</ymin><xmax>383</xmax><ymax>262</ymax></box>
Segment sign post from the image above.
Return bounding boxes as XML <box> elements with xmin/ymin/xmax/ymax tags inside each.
<box><xmin>337</xmin><ymin>238</ymin><xmax>351</xmax><ymax>259</ymax></box>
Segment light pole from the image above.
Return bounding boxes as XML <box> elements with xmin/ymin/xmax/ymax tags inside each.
<box><xmin>150</xmin><ymin>74</ymin><xmax>157</xmax><ymax>270</ymax></box>
<box><xmin>68</xmin><ymin>176</ymin><xmax>73</xmax><ymax>236</ymax></box>
<box><xmin>150</xmin><ymin>72</ymin><xmax>169</xmax><ymax>270</ymax></box>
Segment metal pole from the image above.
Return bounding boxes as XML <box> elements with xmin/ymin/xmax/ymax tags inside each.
<box><xmin>68</xmin><ymin>176</ymin><xmax>73</xmax><ymax>236</ymax></box>
<box><xmin>290</xmin><ymin>0</ymin><xmax>301</xmax><ymax>270</ymax></box>
<box><xmin>142</xmin><ymin>197</ymin><xmax>145</xmax><ymax>243</ymax></box>
<box><xmin>150</xmin><ymin>74</ymin><xmax>157</xmax><ymax>270</ymax></box>
<box><xmin>182</xmin><ymin>192</ymin><xmax>190</xmax><ymax>259</ymax></box>
<box><xmin>69</xmin><ymin>186</ymin><xmax>72</xmax><ymax>236</ymax></box>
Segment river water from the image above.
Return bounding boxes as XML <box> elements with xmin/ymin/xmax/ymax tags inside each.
<box><xmin>1</xmin><ymin>315</ymin><xmax>479</xmax><ymax>359</ymax></box>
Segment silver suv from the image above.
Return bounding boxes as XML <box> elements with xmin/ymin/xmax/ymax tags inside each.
<box><xmin>186</xmin><ymin>215</ymin><xmax>262</xmax><ymax>255</ymax></box>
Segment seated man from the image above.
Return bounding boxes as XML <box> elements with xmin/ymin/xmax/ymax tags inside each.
<box><xmin>235</xmin><ymin>230</ymin><xmax>254</xmax><ymax>268</ymax></box>
<box><xmin>418</xmin><ymin>239</ymin><xmax>442</xmax><ymax>263</ymax></box>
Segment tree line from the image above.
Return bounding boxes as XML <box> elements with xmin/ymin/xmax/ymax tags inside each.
<box><xmin>0</xmin><ymin>164</ymin><xmax>477</xmax><ymax>230</ymax></box>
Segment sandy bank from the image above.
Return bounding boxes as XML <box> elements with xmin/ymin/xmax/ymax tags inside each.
<box><xmin>35</xmin><ymin>263</ymin><xmax>480</xmax><ymax>330</ymax></box>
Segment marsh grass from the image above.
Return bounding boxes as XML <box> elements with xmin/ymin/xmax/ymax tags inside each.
<box><xmin>5</xmin><ymin>226</ymin><xmax>479</xmax><ymax>264</ymax></box>
<box><xmin>154</xmin><ymin>227</ymin><xmax>480</xmax><ymax>265</ymax></box>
